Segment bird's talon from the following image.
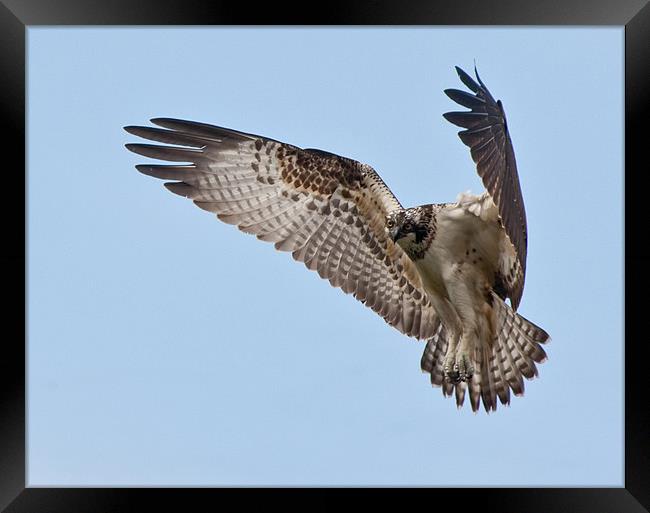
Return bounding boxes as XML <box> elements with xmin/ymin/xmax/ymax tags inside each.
<box><xmin>443</xmin><ymin>350</ymin><xmax>473</xmax><ymax>384</ymax></box>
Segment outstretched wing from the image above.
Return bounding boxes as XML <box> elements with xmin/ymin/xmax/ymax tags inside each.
<box><xmin>443</xmin><ymin>66</ymin><xmax>527</xmax><ymax>310</ymax></box>
<box><xmin>125</xmin><ymin>118</ymin><xmax>439</xmax><ymax>340</ymax></box>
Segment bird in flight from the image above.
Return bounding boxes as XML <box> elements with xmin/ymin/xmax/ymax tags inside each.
<box><xmin>125</xmin><ymin>65</ymin><xmax>549</xmax><ymax>412</ymax></box>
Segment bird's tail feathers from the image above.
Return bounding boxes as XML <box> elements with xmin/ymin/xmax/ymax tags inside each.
<box><xmin>420</xmin><ymin>292</ymin><xmax>549</xmax><ymax>412</ymax></box>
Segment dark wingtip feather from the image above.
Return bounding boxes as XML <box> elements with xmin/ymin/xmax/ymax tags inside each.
<box><xmin>135</xmin><ymin>164</ymin><xmax>197</xmax><ymax>180</ymax></box>
<box><xmin>135</xmin><ymin>164</ymin><xmax>159</xmax><ymax>177</ymax></box>
<box><xmin>443</xmin><ymin>111</ymin><xmax>489</xmax><ymax>129</ymax></box>
<box><xmin>150</xmin><ymin>117</ymin><xmax>206</xmax><ymax>132</ymax></box>
<box><xmin>150</xmin><ymin>117</ymin><xmax>182</xmax><ymax>126</ymax></box>
<box><xmin>150</xmin><ymin>117</ymin><xmax>207</xmax><ymax>131</ymax></box>
<box><xmin>164</xmin><ymin>181</ymin><xmax>194</xmax><ymax>198</ymax></box>
<box><xmin>444</xmin><ymin>88</ymin><xmax>486</xmax><ymax>109</ymax></box>
<box><xmin>442</xmin><ymin>112</ymin><xmax>468</xmax><ymax>127</ymax></box>
<box><xmin>473</xmin><ymin>62</ymin><xmax>488</xmax><ymax>91</ymax></box>
<box><xmin>150</xmin><ymin>117</ymin><xmax>259</xmax><ymax>143</ymax></box>
<box><xmin>124</xmin><ymin>142</ymin><xmax>202</xmax><ymax>162</ymax></box>
<box><xmin>125</xmin><ymin>125</ymin><xmax>210</xmax><ymax>148</ymax></box>
<box><xmin>124</xmin><ymin>143</ymin><xmax>143</xmax><ymax>155</ymax></box>
<box><xmin>454</xmin><ymin>66</ymin><xmax>480</xmax><ymax>93</ymax></box>
<box><xmin>123</xmin><ymin>125</ymin><xmax>148</xmax><ymax>137</ymax></box>
<box><xmin>123</xmin><ymin>125</ymin><xmax>141</xmax><ymax>135</ymax></box>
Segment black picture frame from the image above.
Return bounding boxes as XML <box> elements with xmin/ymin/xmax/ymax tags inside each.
<box><xmin>3</xmin><ymin>0</ymin><xmax>647</xmax><ymax>511</ymax></box>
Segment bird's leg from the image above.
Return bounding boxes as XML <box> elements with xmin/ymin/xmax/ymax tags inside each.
<box><xmin>455</xmin><ymin>331</ymin><xmax>475</xmax><ymax>382</ymax></box>
<box><xmin>442</xmin><ymin>264</ymin><xmax>478</xmax><ymax>383</ymax></box>
<box><xmin>443</xmin><ymin>330</ymin><xmax>474</xmax><ymax>383</ymax></box>
<box><xmin>443</xmin><ymin>334</ymin><xmax>460</xmax><ymax>383</ymax></box>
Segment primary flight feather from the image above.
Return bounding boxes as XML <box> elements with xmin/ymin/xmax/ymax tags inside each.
<box><xmin>125</xmin><ymin>66</ymin><xmax>549</xmax><ymax>412</ymax></box>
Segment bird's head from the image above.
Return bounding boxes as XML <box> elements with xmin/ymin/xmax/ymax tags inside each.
<box><xmin>386</xmin><ymin>207</ymin><xmax>431</xmax><ymax>250</ymax></box>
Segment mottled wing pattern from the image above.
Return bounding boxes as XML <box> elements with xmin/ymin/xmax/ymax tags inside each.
<box><xmin>125</xmin><ymin>118</ymin><xmax>439</xmax><ymax>340</ymax></box>
<box><xmin>443</xmin><ymin>66</ymin><xmax>527</xmax><ymax>310</ymax></box>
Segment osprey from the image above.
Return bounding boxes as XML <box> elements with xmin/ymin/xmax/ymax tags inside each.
<box><xmin>125</xmin><ymin>66</ymin><xmax>549</xmax><ymax>412</ymax></box>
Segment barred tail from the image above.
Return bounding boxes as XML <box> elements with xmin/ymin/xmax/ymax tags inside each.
<box><xmin>420</xmin><ymin>292</ymin><xmax>550</xmax><ymax>412</ymax></box>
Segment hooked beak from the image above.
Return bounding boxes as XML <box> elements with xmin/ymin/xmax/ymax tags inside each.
<box><xmin>389</xmin><ymin>226</ymin><xmax>400</xmax><ymax>242</ymax></box>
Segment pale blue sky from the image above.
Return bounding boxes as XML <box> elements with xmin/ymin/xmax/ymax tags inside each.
<box><xmin>27</xmin><ymin>27</ymin><xmax>623</xmax><ymax>486</ymax></box>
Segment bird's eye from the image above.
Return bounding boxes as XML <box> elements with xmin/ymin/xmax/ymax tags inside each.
<box><xmin>403</xmin><ymin>222</ymin><xmax>413</xmax><ymax>231</ymax></box>
<box><xmin>387</xmin><ymin>219</ymin><xmax>395</xmax><ymax>228</ymax></box>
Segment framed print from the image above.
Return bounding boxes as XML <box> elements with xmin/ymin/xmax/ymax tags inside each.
<box><xmin>3</xmin><ymin>0</ymin><xmax>648</xmax><ymax>511</ymax></box>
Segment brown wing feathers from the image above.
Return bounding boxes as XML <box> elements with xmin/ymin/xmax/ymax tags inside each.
<box><xmin>443</xmin><ymin>66</ymin><xmax>528</xmax><ymax>310</ymax></box>
<box><xmin>125</xmin><ymin>118</ymin><xmax>439</xmax><ymax>341</ymax></box>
